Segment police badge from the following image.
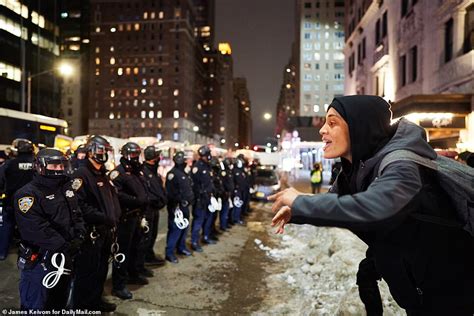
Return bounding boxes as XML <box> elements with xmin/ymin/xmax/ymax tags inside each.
<box><xmin>72</xmin><ymin>178</ymin><xmax>83</xmax><ymax>191</ymax></box>
<box><xmin>110</xmin><ymin>170</ymin><xmax>120</xmax><ymax>180</ymax></box>
<box><xmin>18</xmin><ymin>197</ymin><xmax>34</xmax><ymax>213</ymax></box>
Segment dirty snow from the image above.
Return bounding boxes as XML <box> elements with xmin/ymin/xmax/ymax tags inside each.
<box><xmin>256</xmin><ymin>223</ymin><xmax>404</xmax><ymax>315</ymax></box>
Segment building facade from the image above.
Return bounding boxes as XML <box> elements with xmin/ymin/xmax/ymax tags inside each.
<box><xmin>275</xmin><ymin>52</ymin><xmax>298</xmax><ymax>136</ymax></box>
<box><xmin>297</xmin><ymin>0</ymin><xmax>346</xmax><ymax>117</ymax></box>
<box><xmin>0</xmin><ymin>0</ymin><xmax>61</xmax><ymax>117</ymax></box>
<box><xmin>344</xmin><ymin>0</ymin><xmax>474</xmax><ymax>150</ymax></box>
<box><xmin>233</xmin><ymin>77</ymin><xmax>252</xmax><ymax>147</ymax></box>
<box><xmin>88</xmin><ymin>0</ymin><xmax>210</xmax><ymax>143</ymax></box>
<box><xmin>59</xmin><ymin>0</ymin><xmax>91</xmax><ymax>136</ymax></box>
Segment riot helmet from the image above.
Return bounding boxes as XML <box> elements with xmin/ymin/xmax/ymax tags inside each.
<box><xmin>144</xmin><ymin>145</ymin><xmax>161</xmax><ymax>162</ymax></box>
<box><xmin>35</xmin><ymin>148</ymin><xmax>69</xmax><ymax>178</ymax></box>
<box><xmin>197</xmin><ymin>145</ymin><xmax>212</xmax><ymax>161</ymax></box>
<box><xmin>74</xmin><ymin>144</ymin><xmax>87</xmax><ymax>160</ymax></box>
<box><xmin>121</xmin><ymin>142</ymin><xmax>141</xmax><ymax>169</ymax></box>
<box><xmin>12</xmin><ymin>138</ymin><xmax>34</xmax><ymax>155</ymax></box>
<box><xmin>173</xmin><ymin>151</ymin><xmax>186</xmax><ymax>166</ymax></box>
<box><xmin>235</xmin><ymin>157</ymin><xmax>244</xmax><ymax>169</ymax></box>
<box><xmin>210</xmin><ymin>157</ymin><xmax>220</xmax><ymax>170</ymax></box>
<box><xmin>86</xmin><ymin>135</ymin><xmax>113</xmax><ymax>164</ymax></box>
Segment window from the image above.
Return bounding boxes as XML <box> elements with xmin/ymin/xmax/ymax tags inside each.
<box><xmin>375</xmin><ymin>19</ymin><xmax>381</xmax><ymax>45</ymax></box>
<box><xmin>463</xmin><ymin>4</ymin><xmax>474</xmax><ymax>53</ymax></box>
<box><xmin>349</xmin><ymin>53</ymin><xmax>355</xmax><ymax>74</ymax></box>
<box><xmin>357</xmin><ymin>43</ymin><xmax>362</xmax><ymax>64</ymax></box>
<box><xmin>334</xmin><ymin>62</ymin><xmax>344</xmax><ymax>69</ymax></box>
<box><xmin>304</xmin><ymin>33</ymin><xmax>311</xmax><ymax>39</ymax></box>
<box><xmin>304</xmin><ymin>2</ymin><xmax>311</xmax><ymax>9</ymax></box>
<box><xmin>410</xmin><ymin>46</ymin><xmax>417</xmax><ymax>82</ymax></box>
<box><xmin>382</xmin><ymin>11</ymin><xmax>388</xmax><ymax>38</ymax></box>
<box><xmin>445</xmin><ymin>18</ymin><xmax>453</xmax><ymax>62</ymax></box>
<box><xmin>362</xmin><ymin>38</ymin><xmax>366</xmax><ymax>59</ymax></box>
<box><xmin>400</xmin><ymin>55</ymin><xmax>407</xmax><ymax>86</ymax></box>
<box><xmin>401</xmin><ymin>0</ymin><xmax>409</xmax><ymax>17</ymax></box>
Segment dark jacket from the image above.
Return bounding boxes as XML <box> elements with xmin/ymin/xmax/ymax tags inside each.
<box><xmin>109</xmin><ymin>158</ymin><xmax>148</xmax><ymax>217</ymax></box>
<box><xmin>165</xmin><ymin>165</ymin><xmax>194</xmax><ymax>212</ymax></box>
<box><xmin>291</xmin><ymin>117</ymin><xmax>474</xmax><ymax>311</ymax></box>
<box><xmin>142</xmin><ymin>162</ymin><xmax>167</xmax><ymax>211</ymax></box>
<box><xmin>73</xmin><ymin>159</ymin><xmax>121</xmax><ymax>228</ymax></box>
<box><xmin>1</xmin><ymin>153</ymin><xmax>34</xmax><ymax>205</ymax></box>
<box><xmin>191</xmin><ymin>159</ymin><xmax>214</xmax><ymax>208</ymax></box>
<box><xmin>14</xmin><ymin>175</ymin><xmax>86</xmax><ymax>252</ymax></box>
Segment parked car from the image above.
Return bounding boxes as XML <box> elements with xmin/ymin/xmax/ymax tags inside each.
<box><xmin>251</xmin><ymin>167</ymin><xmax>280</xmax><ymax>201</ymax></box>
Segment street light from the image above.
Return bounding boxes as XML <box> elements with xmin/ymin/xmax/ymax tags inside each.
<box><xmin>27</xmin><ymin>62</ymin><xmax>74</xmax><ymax>113</ymax></box>
<box><xmin>263</xmin><ymin>112</ymin><xmax>272</xmax><ymax>120</ymax></box>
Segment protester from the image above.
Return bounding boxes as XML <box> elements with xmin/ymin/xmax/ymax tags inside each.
<box><xmin>269</xmin><ymin>95</ymin><xmax>474</xmax><ymax>315</ymax></box>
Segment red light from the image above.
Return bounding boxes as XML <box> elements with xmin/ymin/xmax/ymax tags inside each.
<box><xmin>253</xmin><ymin>146</ymin><xmax>258</xmax><ymax>151</ymax></box>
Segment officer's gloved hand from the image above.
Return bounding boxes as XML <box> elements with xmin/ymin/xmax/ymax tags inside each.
<box><xmin>62</xmin><ymin>238</ymin><xmax>83</xmax><ymax>257</ymax></box>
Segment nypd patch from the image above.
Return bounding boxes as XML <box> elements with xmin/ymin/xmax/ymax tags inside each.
<box><xmin>18</xmin><ymin>197</ymin><xmax>34</xmax><ymax>213</ymax></box>
<box><xmin>192</xmin><ymin>167</ymin><xmax>198</xmax><ymax>174</ymax></box>
<box><xmin>167</xmin><ymin>173</ymin><xmax>175</xmax><ymax>181</ymax></box>
<box><xmin>71</xmin><ymin>178</ymin><xmax>83</xmax><ymax>191</ymax></box>
<box><xmin>110</xmin><ymin>170</ymin><xmax>120</xmax><ymax>180</ymax></box>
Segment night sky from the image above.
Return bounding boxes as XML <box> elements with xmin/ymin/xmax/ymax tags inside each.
<box><xmin>216</xmin><ymin>0</ymin><xmax>295</xmax><ymax>145</ymax></box>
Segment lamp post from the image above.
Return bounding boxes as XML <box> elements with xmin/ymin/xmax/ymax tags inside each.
<box><xmin>26</xmin><ymin>62</ymin><xmax>74</xmax><ymax>113</ymax></box>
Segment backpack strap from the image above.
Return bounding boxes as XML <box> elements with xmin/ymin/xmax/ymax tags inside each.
<box><xmin>378</xmin><ymin>150</ymin><xmax>462</xmax><ymax>229</ymax></box>
<box><xmin>378</xmin><ymin>149</ymin><xmax>437</xmax><ymax>177</ymax></box>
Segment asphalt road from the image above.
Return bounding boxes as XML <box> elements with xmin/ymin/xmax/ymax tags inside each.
<box><xmin>0</xmin><ymin>201</ymin><xmax>286</xmax><ymax>315</ymax></box>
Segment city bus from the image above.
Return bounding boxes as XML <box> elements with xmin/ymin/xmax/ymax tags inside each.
<box><xmin>0</xmin><ymin>107</ymin><xmax>69</xmax><ymax>152</ymax></box>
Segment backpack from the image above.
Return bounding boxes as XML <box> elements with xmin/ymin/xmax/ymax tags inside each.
<box><xmin>311</xmin><ymin>170</ymin><xmax>322</xmax><ymax>184</ymax></box>
<box><xmin>378</xmin><ymin>149</ymin><xmax>474</xmax><ymax>236</ymax></box>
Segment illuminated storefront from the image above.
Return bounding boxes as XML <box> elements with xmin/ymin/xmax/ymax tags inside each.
<box><xmin>392</xmin><ymin>94</ymin><xmax>473</xmax><ymax>151</ymax></box>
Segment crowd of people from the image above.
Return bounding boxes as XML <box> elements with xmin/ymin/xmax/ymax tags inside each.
<box><xmin>0</xmin><ymin>137</ymin><xmax>255</xmax><ymax>312</ymax></box>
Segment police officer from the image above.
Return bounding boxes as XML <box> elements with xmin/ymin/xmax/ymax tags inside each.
<box><xmin>165</xmin><ymin>151</ymin><xmax>194</xmax><ymax>263</ymax></box>
<box><xmin>237</xmin><ymin>154</ymin><xmax>252</xmax><ymax>216</ymax></box>
<box><xmin>190</xmin><ymin>145</ymin><xmax>216</xmax><ymax>251</ymax></box>
<box><xmin>14</xmin><ymin>148</ymin><xmax>85</xmax><ymax>310</ymax></box>
<box><xmin>72</xmin><ymin>136</ymin><xmax>120</xmax><ymax>311</ymax></box>
<box><xmin>232</xmin><ymin>157</ymin><xmax>247</xmax><ymax>225</ymax></box>
<box><xmin>221</xmin><ymin>158</ymin><xmax>235</xmax><ymax>230</ymax></box>
<box><xmin>142</xmin><ymin>145</ymin><xmax>167</xmax><ymax>266</ymax></box>
<box><xmin>70</xmin><ymin>144</ymin><xmax>88</xmax><ymax>171</ymax></box>
<box><xmin>110</xmin><ymin>142</ymin><xmax>149</xmax><ymax>300</ymax></box>
<box><xmin>0</xmin><ymin>138</ymin><xmax>35</xmax><ymax>259</ymax></box>
<box><xmin>210</xmin><ymin>157</ymin><xmax>225</xmax><ymax>235</ymax></box>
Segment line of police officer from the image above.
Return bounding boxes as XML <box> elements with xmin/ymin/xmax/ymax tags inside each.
<box><xmin>0</xmin><ymin>138</ymin><xmax>253</xmax><ymax>312</ymax></box>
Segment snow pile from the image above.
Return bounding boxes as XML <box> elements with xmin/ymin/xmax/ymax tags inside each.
<box><xmin>259</xmin><ymin>224</ymin><xmax>404</xmax><ymax>315</ymax></box>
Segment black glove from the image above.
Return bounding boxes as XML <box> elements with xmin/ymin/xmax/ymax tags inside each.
<box><xmin>62</xmin><ymin>238</ymin><xmax>83</xmax><ymax>257</ymax></box>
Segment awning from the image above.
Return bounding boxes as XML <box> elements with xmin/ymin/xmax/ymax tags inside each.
<box><xmin>391</xmin><ymin>94</ymin><xmax>472</xmax><ymax>118</ymax></box>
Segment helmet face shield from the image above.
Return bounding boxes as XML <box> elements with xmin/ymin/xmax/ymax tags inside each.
<box><xmin>36</xmin><ymin>155</ymin><xmax>70</xmax><ymax>177</ymax></box>
<box><xmin>90</xmin><ymin>143</ymin><xmax>114</xmax><ymax>164</ymax></box>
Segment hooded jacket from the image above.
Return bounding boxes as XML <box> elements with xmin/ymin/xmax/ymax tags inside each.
<box><xmin>290</xmin><ymin>96</ymin><xmax>474</xmax><ymax>313</ymax></box>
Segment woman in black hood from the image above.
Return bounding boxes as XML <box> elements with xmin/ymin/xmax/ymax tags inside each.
<box><xmin>269</xmin><ymin>95</ymin><xmax>474</xmax><ymax>315</ymax></box>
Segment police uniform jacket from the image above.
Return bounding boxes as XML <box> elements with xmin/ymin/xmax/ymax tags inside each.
<box><xmin>1</xmin><ymin>153</ymin><xmax>34</xmax><ymax>205</ymax></box>
<box><xmin>222</xmin><ymin>167</ymin><xmax>235</xmax><ymax>197</ymax></box>
<box><xmin>142</xmin><ymin>162</ymin><xmax>167</xmax><ymax>211</ymax></box>
<box><xmin>73</xmin><ymin>159</ymin><xmax>121</xmax><ymax>228</ymax></box>
<box><xmin>109</xmin><ymin>158</ymin><xmax>148</xmax><ymax>217</ymax></box>
<box><xmin>233</xmin><ymin>167</ymin><xmax>248</xmax><ymax>197</ymax></box>
<box><xmin>211</xmin><ymin>167</ymin><xmax>226</xmax><ymax>199</ymax></box>
<box><xmin>14</xmin><ymin>175</ymin><xmax>86</xmax><ymax>252</ymax></box>
<box><xmin>191</xmin><ymin>159</ymin><xmax>215</xmax><ymax>208</ymax></box>
<box><xmin>165</xmin><ymin>166</ymin><xmax>194</xmax><ymax>213</ymax></box>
